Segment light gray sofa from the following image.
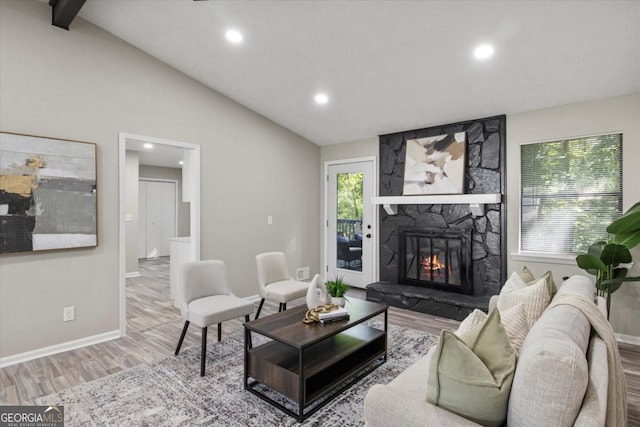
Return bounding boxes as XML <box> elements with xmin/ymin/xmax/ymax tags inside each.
<box><xmin>364</xmin><ymin>276</ymin><xmax>608</xmax><ymax>426</ymax></box>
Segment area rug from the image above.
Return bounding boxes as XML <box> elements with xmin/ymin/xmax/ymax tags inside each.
<box><xmin>36</xmin><ymin>323</ymin><xmax>438</xmax><ymax>426</ymax></box>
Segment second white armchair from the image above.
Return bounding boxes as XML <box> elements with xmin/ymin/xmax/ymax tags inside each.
<box><xmin>254</xmin><ymin>251</ymin><xmax>309</xmax><ymax>319</ymax></box>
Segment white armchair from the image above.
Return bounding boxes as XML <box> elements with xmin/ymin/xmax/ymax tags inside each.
<box><xmin>254</xmin><ymin>252</ymin><xmax>309</xmax><ymax>319</ymax></box>
<box><xmin>174</xmin><ymin>260</ymin><xmax>254</xmax><ymax>376</ymax></box>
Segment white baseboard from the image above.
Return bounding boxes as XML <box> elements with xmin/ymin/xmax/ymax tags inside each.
<box><xmin>125</xmin><ymin>271</ymin><xmax>141</xmax><ymax>278</ymax></box>
<box><xmin>616</xmin><ymin>332</ymin><xmax>640</xmax><ymax>346</ymax></box>
<box><xmin>0</xmin><ymin>329</ymin><xmax>121</xmax><ymax>368</ymax></box>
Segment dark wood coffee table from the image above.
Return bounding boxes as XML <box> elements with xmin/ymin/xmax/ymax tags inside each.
<box><xmin>243</xmin><ymin>299</ymin><xmax>388</xmax><ymax>422</ymax></box>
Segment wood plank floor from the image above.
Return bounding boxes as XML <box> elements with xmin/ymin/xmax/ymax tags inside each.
<box><xmin>1</xmin><ymin>257</ymin><xmax>638</xmax><ymax>426</ymax></box>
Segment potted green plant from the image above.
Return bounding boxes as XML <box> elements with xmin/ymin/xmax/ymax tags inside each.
<box><xmin>325</xmin><ymin>274</ymin><xmax>350</xmax><ymax>307</ymax></box>
<box><xmin>576</xmin><ymin>201</ymin><xmax>640</xmax><ymax>317</ymax></box>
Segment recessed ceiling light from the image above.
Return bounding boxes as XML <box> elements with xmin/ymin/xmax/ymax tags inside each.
<box><xmin>314</xmin><ymin>93</ymin><xmax>329</xmax><ymax>105</ymax></box>
<box><xmin>143</xmin><ymin>143</ymin><xmax>153</xmax><ymax>149</ymax></box>
<box><xmin>225</xmin><ymin>29</ymin><xmax>243</xmax><ymax>44</ymax></box>
<box><xmin>179</xmin><ymin>160</ymin><xmax>184</xmax><ymax>165</ymax></box>
<box><xmin>474</xmin><ymin>44</ymin><xmax>494</xmax><ymax>60</ymax></box>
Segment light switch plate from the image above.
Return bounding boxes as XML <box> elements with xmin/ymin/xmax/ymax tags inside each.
<box><xmin>63</xmin><ymin>306</ymin><xmax>75</xmax><ymax>322</ymax></box>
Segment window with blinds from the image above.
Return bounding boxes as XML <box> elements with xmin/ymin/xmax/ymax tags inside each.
<box><xmin>520</xmin><ymin>133</ymin><xmax>622</xmax><ymax>255</ymax></box>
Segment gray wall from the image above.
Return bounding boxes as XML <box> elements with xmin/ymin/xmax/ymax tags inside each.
<box><xmin>0</xmin><ymin>0</ymin><xmax>320</xmax><ymax>358</ymax></box>
<box><xmin>125</xmin><ymin>151</ymin><xmax>139</xmax><ymax>274</ymax></box>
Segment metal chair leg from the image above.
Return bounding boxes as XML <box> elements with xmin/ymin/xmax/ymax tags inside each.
<box><xmin>217</xmin><ymin>323</ymin><xmax>222</xmax><ymax>342</ymax></box>
<box><xmin>245</xmin><ymin>315</ymin><xmax>252</xmax><ymax>349</ymax></box>
<box><xmin>255</xmin><ymin>298</ymin><xmax>265</xmax><ymax>319</ymax></box>
<box><xmin>278</xmin><ymin>303</ymin><xmax>284</xmax><ymax>312</ymax></box>
<box><xmin>201</xmin><ymin>326</ymin><xmax>207</xmax><ymax>377</ymax></box>
<box><xmin>175</xmin><ymin>320</ymin><xmax>190</xmax><ymax>355</ymax></box>
<box><xmin>282</xmin><ymin>302</ymin><xmax>287</xmax><ymax>311</ymax></box>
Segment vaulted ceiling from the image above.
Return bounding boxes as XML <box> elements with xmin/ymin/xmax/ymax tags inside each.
<box><xmin>70</xmin><ymin>1</ymin><xmax>640</xmax><ymax>146</ymax></box>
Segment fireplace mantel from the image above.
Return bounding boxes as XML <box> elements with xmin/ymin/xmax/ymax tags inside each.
<box><xmin>371</xmin><ymin>193</ymin><xmax>501</xmax><ymax>216</ymax></box>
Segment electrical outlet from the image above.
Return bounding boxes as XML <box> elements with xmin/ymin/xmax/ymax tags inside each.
<box><xmin>63</xmin><ymin>306</ymin><xmax>75</xmax><ymax>322</ymax></box>
<box><xmin>296</xmin><ymin>267</ymin><xmax>310</xmax><ymax>281</ymax></box>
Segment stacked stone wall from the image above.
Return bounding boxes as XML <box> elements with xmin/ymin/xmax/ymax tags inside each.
<box><xmin>378</xmin><ymin>115</ymin><xmax>506</xmax><ymax>296</ymax></box>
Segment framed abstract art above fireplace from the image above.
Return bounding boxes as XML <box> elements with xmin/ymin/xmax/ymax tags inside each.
<box><xmin>0</xmin><ymin>132</ymin><xmax>97</xmax><ymax>254</ymax></box>
<box><xmin>402</xmin><ymin>131</ymin><xmax>467</xmax><ymax>195</ymax></box>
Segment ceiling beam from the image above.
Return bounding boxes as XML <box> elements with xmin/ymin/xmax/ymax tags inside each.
<box><xmin>49</xmin><ymin>0</ymin><xmax>87</xmax><ymax>30</ymax></box>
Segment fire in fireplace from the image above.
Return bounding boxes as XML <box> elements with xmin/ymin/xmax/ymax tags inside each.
<box><xmin>399</xmin><ymin>227</ymin><xmax>472</xmax><ymax>294</ymax></box>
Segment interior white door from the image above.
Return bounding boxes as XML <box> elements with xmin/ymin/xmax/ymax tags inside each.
<box><xmin>138</xmin><ymin>180</ymin><xmax>177</xmax><ymax>258</ymax></box>
<box><xmin>137</xmin><ymin>181</ymin><xmax>147</xmax><ymax>259</ymax></box>
<box><xmin>326</xmin><ymin>160</ymin><xmax>375</xmax><ymax>288</ymax></box>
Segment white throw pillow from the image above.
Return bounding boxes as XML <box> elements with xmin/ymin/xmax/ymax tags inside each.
<box><xmin>498</xmin><ymin>304</ymin><xmax>529</xmax><ymax>355</ymax></box>
<box><xmin>454</xmin><ymin>309</ymin><xmax>487</xmax><ymax>337</ymax></box>
<box><xmin>497</xmin><ymin>276</ymin><xmax>550</xmax><ymax>328</ymax></box>
<box><xmin>501</xmin><ymin>271</ymin><xmax>528</xmax><ymax>294</ymax></box>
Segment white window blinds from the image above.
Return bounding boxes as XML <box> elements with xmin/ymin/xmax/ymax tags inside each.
<box><xmin>520</xmin><ymin>133</ymin><xmax>622</xmax><ymax>254</ymax></box>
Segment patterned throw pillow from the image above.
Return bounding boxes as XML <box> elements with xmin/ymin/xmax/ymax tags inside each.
<box><xmin>454</xmin><ymin>309</ymin><xmax>487</xmax><ymax>337</ymax></box>
<box><xmin>497</xmin><ymin>274</ymin><xmax>550</xmax><ymax>328</ymax></box>
<box><xmin>498</xmin><ymin>304</ymin><xmax>529</xmax><ymax>355</ymax></box>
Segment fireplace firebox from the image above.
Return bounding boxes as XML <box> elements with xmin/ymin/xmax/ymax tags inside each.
<box><xmin>399</xmin><ymin>228</ymin><xmax>472</xmax><ymax>295</ymax></box>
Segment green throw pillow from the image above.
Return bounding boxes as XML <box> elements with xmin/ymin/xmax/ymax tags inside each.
<box><xmin>522</xmin><ymin>266</ymin><xmax>557</xmax><ymax>297</ymax></box>
<box><xmin>520</xmin><ymin>265</ymin><xmax>536</xmax><ymax>283</ymax></box>
<box><xmin>426</xmin><ymin>309</ymin><xmax>516</xmax><ymax>427</ymax></box>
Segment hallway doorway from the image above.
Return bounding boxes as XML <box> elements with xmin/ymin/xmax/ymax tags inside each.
<box><xmin>118</xmin><ymin>132</ymin><xmax>201</xmax><ymax>337</ymax></box>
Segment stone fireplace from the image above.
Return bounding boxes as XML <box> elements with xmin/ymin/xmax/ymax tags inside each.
<box><xmin>366</xmin><ymin>115</ymin><xmax>507</xmax><ymax>320</ymax></box>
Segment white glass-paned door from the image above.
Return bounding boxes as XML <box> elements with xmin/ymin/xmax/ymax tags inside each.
<box><xmin>326</xmin><ymin>160</ymin><xmax>375</xmax><ymax>288</ymax></box>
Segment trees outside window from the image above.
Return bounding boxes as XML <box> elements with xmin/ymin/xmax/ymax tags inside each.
<box><xmin>337</xmin><ymin>172</ymin><xmax>363</xmax><ymax>221</ymax></box>
<box><xmin>520</xmin><ymin>133</ymin><xmax>622</xmax><ymax>254</ymax></box>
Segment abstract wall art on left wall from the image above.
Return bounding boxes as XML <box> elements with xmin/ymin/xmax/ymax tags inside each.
<box><xmin>0</xmin><ymin>132</ymin><xmax>97</xmax><ymax>254</ymax></box>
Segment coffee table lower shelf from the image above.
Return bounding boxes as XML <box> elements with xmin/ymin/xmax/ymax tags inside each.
<box><xmin>244</xmin><ymin>324</ymin><xmax>386</xmax><ymax>422</ymax></box>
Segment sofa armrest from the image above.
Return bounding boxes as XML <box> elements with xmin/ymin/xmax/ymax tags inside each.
<box><xmin>573</xmin><ymin>334</ymin><xmax>608</xmax><ymax>426</ymax></box>
<box><xmin>364</xmin><ymin>384</ymin><xmax>480</xmax><ymax>427</ymax></box>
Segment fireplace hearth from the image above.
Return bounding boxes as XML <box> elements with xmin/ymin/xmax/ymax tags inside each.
<box><xmin>400</xmin><ymin>228</ymin><xmax>472</xmax><ymax>294</ymax></box>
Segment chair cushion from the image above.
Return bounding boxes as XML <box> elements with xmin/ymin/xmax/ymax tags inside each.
<box><xmin>264</xmin><ymin>280</ymin><xmax>309</xmax><ymax>302</ymax></box>
<box><xmin>186</xmin><ymin>295</ymin><xmax>254</xmax><ymax>327</ymax></box>
<box><xmin>427</xmin><ymin>309</ymin><xmax>516</xmax><ymax>427</ymax></box>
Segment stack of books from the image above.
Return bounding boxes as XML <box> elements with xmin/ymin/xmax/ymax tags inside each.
<box><xmin>318</xmin><ymin>307</ymin><xmax>349</xmax><ymax>324</ymax></box>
